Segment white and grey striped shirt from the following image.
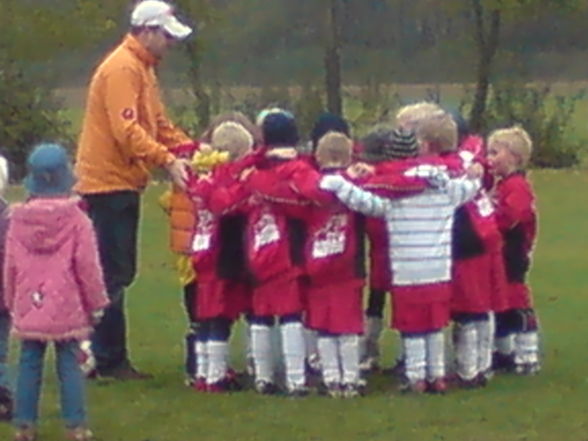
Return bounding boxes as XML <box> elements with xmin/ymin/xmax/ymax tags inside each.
<box><xmin>320</xmin><ymin>167</ymin><xmax>480</xmax><ymax>286</ymax></box>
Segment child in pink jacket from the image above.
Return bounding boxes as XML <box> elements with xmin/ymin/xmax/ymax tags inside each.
<box><xmin>4</xmin><ymin>143</ymin><xmax>109</xmax><ymax>441</ymax></box>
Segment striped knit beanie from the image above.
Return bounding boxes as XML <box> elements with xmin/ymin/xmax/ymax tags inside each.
<box><xmin>389</xmin><ymin>128</ymin><xmax>418</xmax><ymax>159</ymax></box>
<box><xmin>362</xmin><ymin>126</ymin><xmax>418</xmax><ymax>162</ymax></box>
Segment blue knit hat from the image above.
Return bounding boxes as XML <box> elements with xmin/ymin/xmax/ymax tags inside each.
<box><xmin>262</xmin><ymin>111</ymin><xmax>299</xmax><ymax>147</ymax></box>
<box><xmin>24</xmin><ymin>143</ymin><xmax>75</xmax><ymax>196</ymax></box>
<box><xmin>310</xmin><ymin>112</ymin><xmax>350</xmax><ymax>150</ymax></box>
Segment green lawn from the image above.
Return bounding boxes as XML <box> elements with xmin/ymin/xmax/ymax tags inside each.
<box><xmin>0</xmin><ymin>170</ymin><xmax>587</xmax><ymax>441</ymax></box>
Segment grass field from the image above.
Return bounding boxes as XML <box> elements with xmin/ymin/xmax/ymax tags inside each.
<box><xmin>0</xmin><ymin>169</ymin><xmax>586</xmax><ymax>441</ymax></box>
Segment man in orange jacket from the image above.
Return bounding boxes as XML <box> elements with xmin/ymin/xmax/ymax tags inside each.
<box><xmin>75</xmin><ymin>0</ymin><xmax>195</xmax><ymax>380</ymax></box>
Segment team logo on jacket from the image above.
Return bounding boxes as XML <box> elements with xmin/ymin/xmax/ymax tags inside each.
<box><xmin>121</xmin><ymin>108</ymin><xmax>135</xmax><ymax>120</ymax></box>
<box><xmin>253</xmin><ymin>212</ymin><xmax>280</xmax><ymax>251</ymax></box>
<box><xmin>192</xmin><ymin>209</ymin><xmax>214</xmax><ymax>252</ymax></box>
<box><xmin>474</xmin><ymin>191</ymin><xmax>494</xmax><ymax>217</ymax></box>
<box><xmin>31</xmin><ymin>291</ymin><xmax>44</xmax><ymax>309</ymax></box>
<box><xmin>312</xmin><ymin>214</ymin><xmax>348</xmax><ymax>258</ymax></box>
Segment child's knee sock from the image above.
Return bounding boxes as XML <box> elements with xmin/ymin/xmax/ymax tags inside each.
<box><xmin>514</xmin><ymin>309</ymin><xmax>540</xmax><ymax>366</ymax></box>
<box><xmin>454</xmin><ymin>320</ymin><xmax>478</xmax><ymax>381</ymax></box>
<box><xmin>403</xmin><ymin>333</ymin><xmax>426</xmax><ymax>383</ymax></box>
<box><xmin>494</xmin><ymin>310</ymin><xmax>516</xmax><ymax>355</ymax></box>
<box><xmin>475</xmin><ymin>315</ymin><xmax>493</xmax><ymax>374</ymax></box>
<box><xmin>279</xmin><ymin>316</ymin><xmax>306</xmax><ymax>390</ymax></box>
<box><xmin>207</xmin><ymin>340</ymin><xmax>228</xmax><ymax>384</ymax></box>
<box><xmin>250</xmin><ymin>320</ymin><xmax>274</xmax><ymax>383</ymax></box>
<box><xmin>515</xmin><ymin>331</ymin><xmax>539</xmax><ymax>366</ymax></box>
<box><xmin>195</xmin><ymin>340</ymin><xmax>208</xmax><ymax>381</ymax></box>
<box><xmin>318</xmin><ymin>333</ymin><xmax>340</xmax><ymax>384</ymax></box>
<box><xmin>207</xmin><ymin>318</ymin><xmax>232</xmax><ymax>384</ymax></box>
<box><xmin>425</xmin><ymin>330</ymin><xmax>445</xmax><ymax>382</ymax></box>
<box><xmin>338</xmin><ymin>334</ymin><xmax>360</xmax><ymax>385</ymax></box>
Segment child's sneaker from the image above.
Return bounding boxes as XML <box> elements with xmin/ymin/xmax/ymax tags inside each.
<box><xmin>254</xmin><ymin>380</ymin><xmax>280</xmax><ymax>395</ymax></box>
<box><xmin>192</xmin><ymin>377</ymin><xmax>207</xmax><ymax>392</ymax></box>
<box><xmin>65</xmin><ymin>426</ymin><xmax>93</xmax><ymax>441</ymax></box>
<box><xmin>515</xmin><ymin>362</ymin><xmax>541</xmax><ymax>376</ymax></box>
<box><xmin>341</xmin><ymin>383</ymin><xmax>363</xmax><ymax>398</ymax></box>
<box><xmin>477</xmin><ymin>369</ymin><xmax>493</xmax><ymax>386</ymax></box>
<box><xmin>318</xmin><ymin>382</ymin><xmax>341</xmax><ymax>398</ymax></box>
<box><xmin>0</xmin><ymin>386</ymin><xmax>13</xmax><ymax>421</ymax></box>
<box><xmin>286</xmin><ymin>384</ymin><xmax>309</xmax><ymax>398</ymax></box>
<box><xmin>207</xmin><ymin>375</ymin><xmax>243</xmax><ymax>393</ymax></box>
<box><xmin>448</xmin><ymin>373</ymin><xmax>481</xmax><ymax>390</ymax></box>
<box><xmin>14</xmin><ymin>426</ymin><xmax>36</xmax><ymax>441</ymax></box>
<box><xmin>398</xmin><ymin>378</ymin><xmax>427</xmax><ymax>394</ymax></box>
<box><xmin>359</xmin><ymin>356</ymin><xmax>379</xmax><ymax>374</ymax></box>
<box><xmin>427</xmin><ymin>378</ymin><xmax>448</xmax><ymax>395</ymax></box>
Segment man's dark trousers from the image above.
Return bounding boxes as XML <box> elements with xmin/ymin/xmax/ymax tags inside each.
<box><xmin>84</xmin><ymin>191</ymin><xmax>140</xmax><ymax>374</ymax></box>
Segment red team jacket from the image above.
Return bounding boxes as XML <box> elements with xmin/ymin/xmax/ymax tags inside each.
<box><xmin>494</xmin><ymin>171</ymin><xmax>537</xmax><ymax>311</ymax></box>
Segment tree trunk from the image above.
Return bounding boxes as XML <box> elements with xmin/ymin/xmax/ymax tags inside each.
<box><xmin>469</xmin><ymin>0</ymin><xmax>501</xmax><ymax>132</ymax></box>
<box><xmin>185</xmin><ymin>39</ymin><xmax>211</xmax><ymax>132</ymax></box>
<box><xmin>324</xmin><ymin>0</ymin><xmax>342</xmax><ymax>116</ymax></box>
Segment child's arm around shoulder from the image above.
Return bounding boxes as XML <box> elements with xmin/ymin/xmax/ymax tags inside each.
<box><xmin>319</xmin><ymin>173</ymin><xmax>391</xmax><ymax>218</ymax></box>
<box><xmin>424</xmin><ymin>163</ymin><xmax>482</xmax><ymax>207</ymax></box>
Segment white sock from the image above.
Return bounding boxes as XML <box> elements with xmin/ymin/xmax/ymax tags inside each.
<box><xmin>207</xmin><ymin>340</ymin><xmax>229</xmax><ymax>384</ymax></box>
<box><xmin>455</xmin><ymin>322</ymin><xmax>478</xmax><ymax>381</ymax></box>
<box><xmin>515</xmin><ymin>331</ymin><xmax>540</xmax><ymax>365</ymax></box>
<box><xmin>318</xmin><ymin>336</ymin><xmax>340</xmax><ymax>384</ymax></box>
<box><xmin>475</xmin><ymin>319</ymin><xmax>493</xmax><ymax>373</ymax></box>
<box><xmin>195</xmin><ymin>341</ymin><xmax>208</xmax><ymax>380</ymax></box>
<box><xmin>251</xmin><ymin>324</ymin><xmax>274</xmax><ymax>383</ymax></box>
<box><xmin>403</xmin><ymin>335</ymin><xmax>426</xmax><ymax>383</ymax></box>
<box><xmin>280</xmin><ymin>321</ymin><xmax>306</xmax><ymax>390</ymax></box>
<box><xmin>495</xmin><ymin>334</ymin><xmax>515</xmax><ymax>355</ymax></box>
<box><xmin>339</xmin><ymin>334</ymin><xmax>360</xmax><ymax>385</ymax></box>
<box><xmin>425</xmin><ymin>331</ymin><xmax>445</xmax><ymax>381</ymax></box>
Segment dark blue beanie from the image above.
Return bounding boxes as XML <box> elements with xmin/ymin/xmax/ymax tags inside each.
<box><xmin>311</xmin><ymin>112</ymin><xmax>350</xmax><ymax>150</ymax></box>
<box><xmin>262</xmin><ymin>112</ymin><xmax>299</xmax><ymax>147</ymax></box>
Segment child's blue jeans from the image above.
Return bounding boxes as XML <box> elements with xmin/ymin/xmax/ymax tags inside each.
<box><xmin>0</xmin><ymin>311</ymin><xmax>10</xmax><ymax>391</ymax></box>
<box><xmin>14</xmin><ymin>339</ymin><xmax>86</xmax><ymax>428</ymax></box>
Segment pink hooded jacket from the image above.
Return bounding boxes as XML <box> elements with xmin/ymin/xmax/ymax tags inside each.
<box><xmin>3</xmin><ymin>197</ymin><xmax>109</xmax><ymax>341</ymax></box>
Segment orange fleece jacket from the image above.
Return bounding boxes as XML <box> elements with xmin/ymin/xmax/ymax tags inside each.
<box><xmin>75</xmin><ymin>34</ymin><xmax>190</xmax><ymax>194</ymax></box>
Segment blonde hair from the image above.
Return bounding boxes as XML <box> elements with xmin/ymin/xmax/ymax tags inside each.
<box><xmin>416</xmin><ymin>111</ymin><xmax>458</xmax><ymax>153</ymax></box>
<box><xmin>211</xmin><ymin>122</ymin><xmax>254</xmax><ymax>159</ymax></box>
<box><xmin>201</xmin><ymin>112</ymin><xmax>261</xmax><ymax>145</ymax></box>
<box><xmin>488</xmin><ymin>126</ymin><xmax>533</xmax><ymax>168</ymax></box>
<box><xmin>315</xmin><ymin>132</ymin><xmax>352</xmax><ymax>168</ymax></box>
<box><xmin>395</xmin><ymin>101</ymin><xmax>444</xmax><ymax>130</ymax></box>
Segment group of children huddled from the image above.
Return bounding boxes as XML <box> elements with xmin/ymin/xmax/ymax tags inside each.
<box><xmin>164</xmin><ymin>101</ymin><xmax>541</xmax><ymax>398</ymax></box>
<box><xmin>0</xmin><ymin>100</ymin><xmax>540</xmax><ymax>440</ymax></box>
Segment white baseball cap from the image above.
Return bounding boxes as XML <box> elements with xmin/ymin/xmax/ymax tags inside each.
<box><xmin>131</xmin><ymin>1</ymin><xmax>193</xmax><ymax>40</ymax></box>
